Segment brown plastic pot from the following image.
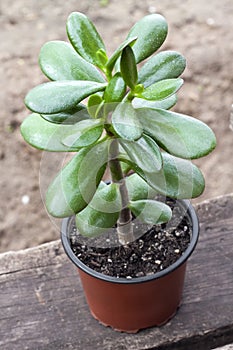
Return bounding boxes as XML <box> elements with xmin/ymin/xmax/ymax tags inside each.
<box><xmin>61</xmin><ymin>199</ymin><xmax>199</xmax><ymax>333</ymax></box>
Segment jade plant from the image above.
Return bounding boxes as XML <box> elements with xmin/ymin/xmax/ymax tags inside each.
<box><xmin>21</xmin><ymin>12</ymin><xmax>216</xmax><ymax>245</ymax></box>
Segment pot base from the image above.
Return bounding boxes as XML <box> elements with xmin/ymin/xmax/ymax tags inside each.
<box><xmin>90</xmin><ymin>309</ymin><xmax>139</xmax><ymax>333</ymax></box>
<box><xmin>90</xmin><ymin>303</ymin><xmax>181</xmax><ymax>333</ymax></box>
<box><xmin>78</xmin><ymin>263</ymin><xmax>186</xmax><ymax>333</ymax></box>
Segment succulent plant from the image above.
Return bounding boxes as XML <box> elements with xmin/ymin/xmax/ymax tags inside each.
<box><xmin>21</xmin><ymin>12</ymin><xmax>216</xmax><ymax>244</ymax></box>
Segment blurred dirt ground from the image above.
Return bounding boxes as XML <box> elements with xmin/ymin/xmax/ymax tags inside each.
<box><xmin>0</xmin><ymin>0</ymin><xmax>233</xmax><ymax>252</ymax></box>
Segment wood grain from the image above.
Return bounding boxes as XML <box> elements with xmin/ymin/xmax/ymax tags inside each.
<box><xmin>214</xmin><ymin>345</ymin><xmax>233</xmax><ymax>350</ymax></box>
<box><xmin>1</xmin><ymin>194</ymin><xmax>233</xmax><ymax>350</ymax></box>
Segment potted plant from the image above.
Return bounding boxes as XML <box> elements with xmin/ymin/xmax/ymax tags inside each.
<box><xmin>21</xmin><ymin>12</ymin><xmax>216</xmax><ymax>332</ymax></box>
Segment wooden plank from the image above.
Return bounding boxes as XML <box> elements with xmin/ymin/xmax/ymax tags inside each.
<box><xmin>0</xmin><ymin>194</ymin><xmax>233</xmax><ymax>350</ymax></box>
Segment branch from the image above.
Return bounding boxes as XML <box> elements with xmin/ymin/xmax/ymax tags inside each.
<box><xmin>109</xmin><ymin>139</ymin><xmax>134</xmax><ymax>245</ymax></box>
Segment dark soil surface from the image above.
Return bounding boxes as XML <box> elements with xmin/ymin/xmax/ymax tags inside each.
<box><xmin>70</xmin><ymin>199</ymin><xmax>191</xmax><ymax>278</ymax></box>
<box><xmin>1</xmin><ymin>0</ymin><xmax>233</xmax><ymax>252</ymax></box>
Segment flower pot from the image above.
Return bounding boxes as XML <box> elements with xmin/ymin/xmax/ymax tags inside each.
<box><xmin>61</xmin><ymin>199</ymin><xmax>199</xmax><ymax>333</ymax></box>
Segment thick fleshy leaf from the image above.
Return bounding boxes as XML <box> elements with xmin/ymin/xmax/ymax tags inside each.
<box><xmin>120</xmin><ymin>161</ymin><xmax>132</xmax><ymax>176</ymax></box>
<box><xmin>41</xmin><ymin>104</ymin><xmax>90</xmax><ymax>124</ymax></box>
<box><xmin>128</xmin><ymin>199</ymin><xmax>172</xmax><ymax>225</ymax></box>
<box><xmin>106</xmin><ymin>37</ymin><xmax>137</xmax><ymax>73</ymax></box>
<box><xmin>46</xmin><ymin>141</ymin><xmax>109</xmax><ymax>217</ymax></box>
<box><xmin>133</xmin><ymin>95</ymin><xmax>177</xmax><ymax>110</ymax></box>
<box><xmin>104</xmin><ymin>73</ymin><xmax>126</xmax><ymax>103</ymax></box>
<box><xmin>126</xmin><ymin>14</ymin><xmax>168</xmax><ymax>63</ymax></box>
<box><xmin>96</xmin><ymin>48</ymin><xmax>108</xmax><ymax>67</ymax></box>
<box><xmin>120</xmin><ymin>45</ymin><xmax>138</xmax><ymax>89</ymax></box>
<box><xmin>66</xmin><ymin>12</ymin><xmax>106</xmax><ymax>67</ymax></box>
<box><xmin>76</xmin><ymin>183</ymin><xmax>121</xmax><ymax>237</ymax></box>
<box><xmin>21</xmin><ymin>113</ymin><xmax>83</xmax><ymax>152</ymax></box>
<box><xmin>125</xmin><ymin>173</ymin><xmax>157</xmax><ymax>201</ymax></box>
<box><xmin>112</xmin><ymin>103</ymin><xmax>143</xmax><ymax>140</ymax></box>
<box><xmin>137</xmin><ymin>108</ymin><xmax>217</xmax><ymax>159</ymax></box>
<box><xmin>135</xmin><ymin>152</ymin><xmax>205</xmax><ymax>199</ymax></box>
<box><xmin>138</xmin><ymin>50</ymin><xmax>186</xmax><ymax>87</ymax></box>
<box><xmin>120</xmin><ymin>134</ymin><xmax>162</xmax><ymax>173</ymax></box>
<box><xmin>87</xmin><ymin>94</ymin><xmax>104</xmax><ymax>118</ymax></box>
<box><xmin>62</xmin><ymin>119</ymin><xmax>104</xmax><ymax>148</ymax></box>
<box><xmin>138</xmin><ymin>78</ymin><xmax>183</xmax><ymax>101</ymax></box>
<box><xmin>77</xmin><ymin>140</ymin><xmax>110</xmax><ymax>205</ymax></box>
<box><xmin>25</xmin><ymin>81</ymin><xmax>107</xmax><ymax>114</ymax></box>
<box><xmin>39</xmin><ymin>41</ymin><xmax>105</xmax><ymax>82</ymax></box>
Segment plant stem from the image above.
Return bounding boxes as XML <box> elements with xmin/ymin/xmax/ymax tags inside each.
<box><xmin>109</xmin><ymin>139</ymin><xmax>134</xmax><ymax>245</ymax></box>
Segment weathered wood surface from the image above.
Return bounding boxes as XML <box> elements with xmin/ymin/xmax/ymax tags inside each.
<box><xmin>215</xmin><ymin>345</ymin><xmax>233</xmax><ymax>350</ymax></box>
<box><xmin>1</xmin><ymin>194</ymin><xmax>233</xmax><ymax>350</ymax></box>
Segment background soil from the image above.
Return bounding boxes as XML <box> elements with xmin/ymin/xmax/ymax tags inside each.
<box><xmin>0</xmin><ymin>0</ymin><xmax>233</xmax><ymax>253</ymax></box>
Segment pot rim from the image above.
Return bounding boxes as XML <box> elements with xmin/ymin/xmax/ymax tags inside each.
<box><xmin>61</xmin><ymin>199</ymin><xmax>199</xmax><ymax>284</ymax></box>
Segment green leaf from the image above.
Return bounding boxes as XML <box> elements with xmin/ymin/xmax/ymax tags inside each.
<box><xmin>62</xmin><ymin>119</ymin><xmax>104</xmax><ymax>148</ymax></box>
<box><xmin>120</xmin><ymin>134</ymin><xmax>162</xmax><ymax>173</ymax></box>
<box><xmin>112</xmin><ymin>102</ymin><xmax>142</xmax><ymax>141</ymax></box>
<box><xmin>21</xmin><ymin>113</ymin><xmax>82</xmax><ymax>152</ymax></box>
<box><xmin>128</xmin><ymin>199</ymin><xmax>172</xmax><ymax>225</ymax></box>
<box><xmin>77</xmin><ymin>140</ymin><xmax>110</xmax><ymax>205</ymax></box>
<box><xmin>76</xmin><ymin>183</ymin><xmax>121</xmax><ymax>237</ymax></box>
<box><xmin>133</xmin><ymin>95</ymin><xmax>177</xmax><ymax>110</ymax></box>
<box><xmin>41</xmin><ymin>104</ymin><xmax>90</xmax><ymax>124</ymax></box>
<box><xmin>120</xmin><ymin>161</ymin><xmax>132</xmax><ymax>176</ymax></box>
<box><xmin>135</xmin><ymin>152</ymin><xmax>205</xmax><ymax>199</ymax></box>
<box><xmin>138</xmin><ymin>50</ymin><xmax>186</xmax><ymax>87</ymax></box>
<box><xmin>120</xmin><ymin>45</ymin><xmax>138</xmax><ymax>89</ymax></box>
<box><xmin>138</xmin><ymin>108</ymin><xmax>217</xmax><ymax>159</ymax></box>
<box><xmin>106</xmin><ymin>36</ymin><xmax>137</xmax><ymax>73</ymax></box>
<box><xmin>25</xmin><ymin>81</ymin><xmax>107</xmax><ymax>114</ymax></box>
<box><xmin>39</xmin><ymin>41</ymin><xmax>105</xmax><ymax>82</ymax></box>
<box><xmin>125</xmin><ymin>173</ymin><xmax>157</xmax><ymax>201</ymax></box>
<box><xmin>96</xmin><ymin>48</ymin><xmax>108</xmax><ymax>67</ymax></box>
<box><xmin>66</xmin><ymin>12</ymin><xmax>106</xmax><ymax>67</ymax></box>
<box><xmin>46</xmin><ymin>141</ymin><xmax>109</xmax><ymax>217</ymax></box>
<box><xmin>104</xmin><ymin>73</ymin><xmax>126</xmax><ymax>103</ymax></box>
<box><xmin>138</xmin><ymin>78</ymin><xmax>183</xmax><ymax>101</ymax></box>
<box><xmin>87</xmin><ymin>94</ymin><xmax>104</xmax><ymax>118</ymax></box>
<box><xmin>126</xmin><ymin>14</ymin><xmax>168</xmax><ymax>63</ymax></box>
